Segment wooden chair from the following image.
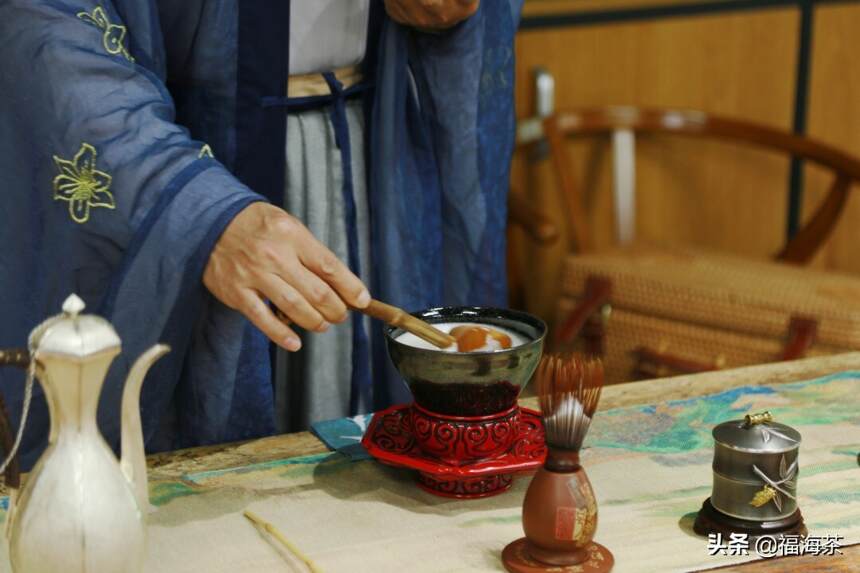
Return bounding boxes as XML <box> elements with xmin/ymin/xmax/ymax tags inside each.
<box><xmin>507</xmin><ymin>189</ymin><xmax>559</xmax><ymax>309</ymax></box>
<box><xmin>507</xmin><ymin>118</ymin><xmax>561</xmax><ymax>309</ymax></box>
<box><xmin>538</xmin><ymin>106</ymin><xmax>860</xmax><ymax>383</ymax></box>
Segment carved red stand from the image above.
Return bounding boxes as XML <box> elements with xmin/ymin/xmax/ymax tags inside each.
<box><xmin>362</xmin><ymin>404</ymin><xmax>547</xmax><ymax>499</ymax></box>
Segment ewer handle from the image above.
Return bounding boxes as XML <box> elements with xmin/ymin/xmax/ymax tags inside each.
<box><xmin>0</xmin><ymin>348</ymin><xmax>28</xmax><ymax>489</ymax></box>
<box><xmin>0</xmin><ymin>349</ymin><xmax>29</xmax><ymax>369</ymax></box>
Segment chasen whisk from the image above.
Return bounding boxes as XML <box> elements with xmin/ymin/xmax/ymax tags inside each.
<box><xmin>502</xmin><ymin>353</ymin><xmax>614</xmax><ymax>573</ymax></box>
<box><xmin>537</xmin><ymin>353</ymin><xmax>603</xmax><ymax>454</ymax></box>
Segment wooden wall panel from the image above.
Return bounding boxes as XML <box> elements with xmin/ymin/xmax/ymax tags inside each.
<box><xmin>522</xmin><ymin>0</ymin><xmax>724</xmax><ymax>16</ymax></box>
<box><xmin>511</xmin><ymin>9</ymin><xmax>799</xmax><ymax>322</ymax></box>
<box><xmin>802</xmin><ymin>4</ymin><xmax>860</xmax><ymax>274</ymax></box>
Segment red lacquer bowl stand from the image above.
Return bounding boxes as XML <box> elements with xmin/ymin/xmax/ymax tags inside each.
<box><xmin>361</xmin><ymin>404</ymin><xmax>547</xmax><ymax>499</ymax></box>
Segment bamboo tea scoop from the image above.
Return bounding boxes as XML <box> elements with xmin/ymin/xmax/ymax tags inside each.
<box><xmin>357</xmin><ymin>299</ymin><xmax>456</xmax><ymax>349</ymax></box>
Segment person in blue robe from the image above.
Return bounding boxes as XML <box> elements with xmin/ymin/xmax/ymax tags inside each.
<box><xmin>0</xmin><ymin>0</ymin><xmax>523</xmax><ymax>468</ymax></box>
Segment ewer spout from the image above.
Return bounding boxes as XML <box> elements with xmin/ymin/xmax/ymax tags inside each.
<box><xmin>120</xmin><ymin>344</ymin><xmax>169</xmax><ymax>512</ymax></box>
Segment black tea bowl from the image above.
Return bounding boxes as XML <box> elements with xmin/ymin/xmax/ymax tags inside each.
<box><xmin>385</xmin><ymin>307</ymin><xmax>547</xmax><ymax>417</ymax></box>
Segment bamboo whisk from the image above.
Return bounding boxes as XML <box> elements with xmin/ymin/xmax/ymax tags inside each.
<box><xmin>536</xmin><ymin>353</ymin><xmax>604</xmax><ymax>452</ymax></box>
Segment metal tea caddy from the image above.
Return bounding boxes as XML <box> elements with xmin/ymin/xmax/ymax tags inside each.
<box><xmin>695</xmin><ymin>411</ymin><xmax>807</xmax><ymax>538</ymax></box>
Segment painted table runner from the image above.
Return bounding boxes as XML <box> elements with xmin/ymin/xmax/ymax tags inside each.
<box><xmin>1</xmin><ymin>373</ymin><xmax>858</xmax><ymax>572</ymax></box>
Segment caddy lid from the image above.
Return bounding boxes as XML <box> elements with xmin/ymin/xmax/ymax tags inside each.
<box><xmin>712</xmin><ymin>411</ymin><xmax>801</xmax><ymax>453</ymax></box>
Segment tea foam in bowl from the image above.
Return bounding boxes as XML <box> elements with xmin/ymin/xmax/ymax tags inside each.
<box><xmin>395</xmin><ymin>322</ymin><xmax>528</xmax><ymax>353</ymax></box>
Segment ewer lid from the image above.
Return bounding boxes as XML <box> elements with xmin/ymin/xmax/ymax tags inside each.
<box><xmin>712</xmin><ymin>411</ymin><xmax>801</xmax><ymax>454</ymax></box>
<box><xmin>32</xmin><ymin>294</ymin><xmax>121</xmax><ymax>358</ymax></box>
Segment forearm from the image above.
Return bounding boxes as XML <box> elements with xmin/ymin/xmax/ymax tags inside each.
<box><xmin>0</xmin><ymin>0</ymin><xmax>265</xmax><ymax>308</ymax></box>
<box><xmin>0</xmin><ymin>0</ymin><xmax>260</xmax><ymax>236</ymax></box>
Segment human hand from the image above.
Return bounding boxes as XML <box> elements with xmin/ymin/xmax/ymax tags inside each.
<box><xmin>203</xmin><ymin>202</ymin><xmax>371</xmax><ymax>351</ymax></box>
<box><xmin>384</xmin><ymin>0</ymin><xmax>479</xmax><ymax>30</ymax></box>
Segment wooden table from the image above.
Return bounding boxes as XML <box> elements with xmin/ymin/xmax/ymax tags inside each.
<box><xmin>147</xmin><ymin>353</ymin><xmax>860</xmax><ymax>572</ymax></box>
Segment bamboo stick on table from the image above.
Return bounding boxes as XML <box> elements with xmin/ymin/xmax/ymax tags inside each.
<box><xmin>244</xmin><ymin>510</ymin><xmax>322</xmax><ymax>573</ymax></box>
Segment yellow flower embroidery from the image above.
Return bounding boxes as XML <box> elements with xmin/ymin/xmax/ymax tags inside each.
<box><xmin>77</xmin><ymin>6</ymin><xmax>135</xmax><ymax>62</ymax></box>
<box><xmin>198</xmin><ymin>144</ymin><xmax>214</xmax><ymax>159</ymax></box>
<box><xmin>53</xmin><ymin>143</ymin><xmax>116</xmax><ymax>224</ymax></box>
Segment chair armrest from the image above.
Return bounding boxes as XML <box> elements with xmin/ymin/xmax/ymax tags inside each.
<box><xmin>554</xmin><ymin>276</ymin><xmax>612</xmax><ymax>347</ymax></box>
<box><xmin>776</xmin><ymin>174</ymin><xmax>852</xmax><ymax>264</ymax></box>
<box><xmin>508</xmin><ymin>190</ymin><xmax>559</xmax><ymax>245</ymax></box>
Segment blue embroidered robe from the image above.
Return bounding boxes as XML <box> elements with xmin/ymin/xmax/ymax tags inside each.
<box><xmin>0</xmin><ymin>0</ymin><xmax>522</xmax><ymax>468</ymax></box>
